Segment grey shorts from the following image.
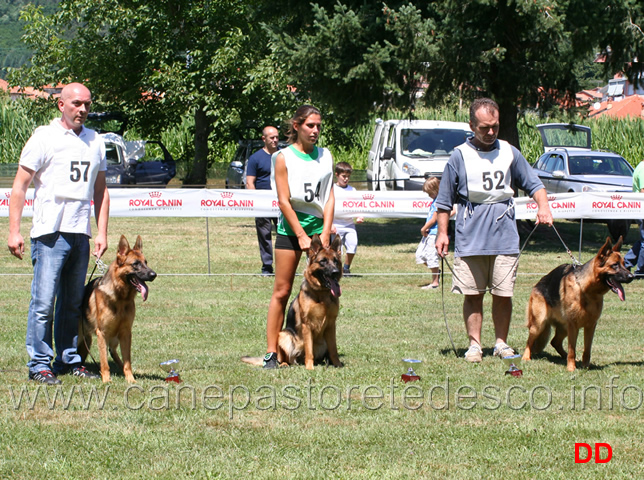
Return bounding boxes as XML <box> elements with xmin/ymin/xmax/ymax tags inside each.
<box><xmin>451</xmin><ymin>254</ymin><xmax>518</xmax><ymax>296</ymax></box>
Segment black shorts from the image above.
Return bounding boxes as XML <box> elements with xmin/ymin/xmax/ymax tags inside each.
<box><xmin>275</xmin><ymin>234</ymin><xmax>305</xmax><ymax>251</ymax></box>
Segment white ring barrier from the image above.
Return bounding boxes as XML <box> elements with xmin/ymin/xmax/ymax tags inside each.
<box><xmin>1</xmin><ymin>188</ymin><xmax>642</xmax><ymax>220</ymax></box>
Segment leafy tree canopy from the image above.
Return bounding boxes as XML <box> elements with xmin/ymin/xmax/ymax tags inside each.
<box><xmin>269</xmin><ymin>0</ymin><xmax>643</xmax><ymax>148</ymax></box>
<box><xmin>7</xmin><ymin>0</ymin><xmax>643</xmax><ymax>181</ymax></box>
<box><xmin>8</xmin><ymin>0</ymin><xmax>297</xmax><ymax>184</ymax></box>
<box><xmin>0</xmin><ymin>0</ymin><xmax>59</xmax><ymax>77</ymax></box>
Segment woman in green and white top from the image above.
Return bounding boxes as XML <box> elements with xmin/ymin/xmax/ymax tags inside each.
<box><xmin>262</xmin><ymin>105</ymin><xmax>335</xmax><ymax>369</ymax></box>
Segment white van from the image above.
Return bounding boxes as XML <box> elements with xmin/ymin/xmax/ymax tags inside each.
<box><xmin>366</xmin><ymin>119</ymin><xmax>472</xmax><ymax>190</ymax></box>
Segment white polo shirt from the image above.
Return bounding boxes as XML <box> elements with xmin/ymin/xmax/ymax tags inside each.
<box><xmin>19</xmin><ymin>118</ymin><xmax>106</xmax><ymax>239</ymax></box>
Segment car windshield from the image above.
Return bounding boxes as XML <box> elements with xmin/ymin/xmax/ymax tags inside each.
<box><xmin>105</xmin><ymin>143</ymin><xmax>121</xmax><ymax>166</ymax></box>
<box><xmin>401</xmin><ymin>128</ymin><xmax>471</xmax><ymax>157</ymax></box>
<box><xmin>539</xmin><ymin>125</ymin><xmax>590</xmax><ymax>149</ymax></box>
<box><xmin>568</xmin><ymin>156</ymin><xmax>632</xmax><ymax>176</ymax></box>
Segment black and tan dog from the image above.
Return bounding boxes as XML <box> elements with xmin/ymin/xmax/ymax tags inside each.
<box><xmin>522</xmin><ymin>237</ymin><xmax>633</xmax><ymax>371</ymax></box>
<box><xmin>79</xmin><ymin>235</ymin><xmax>156</xmax><ymax>383</ymax></box>
<box><xmin>242</xmin><ymin>234</ymin><xmax>343</xmax><ymax>369</ymax></box>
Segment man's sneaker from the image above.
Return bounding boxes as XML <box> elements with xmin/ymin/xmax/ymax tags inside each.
<box><xmin>263</xmin><ymin>352</ymin><xmax>278</xmax><ymax>369</ymax></box>
<box><xmin>493</xmin><ymin>342</ymin><xmax>515</xmax><ymax>358</ymax></box>
<box><xmin>29</xmin><ymin>369</ymin><xmax>61</xmax><ymax>385</ymax></box>
<box><xmin>464</xmin><ymin>344</ymin><xmax>483</xmax><ymax>363</ymax></box>
<box><xmin>71</xmin><ymin>366</ymin><xmax>100</xmax><ymax>379</ymax></box>
<box><xmin>343</xmin><ymin>265</ymin><xmax>351</xmax><ymax>275</ymax></box>
<box><xmin>261</xmin><ymin>266</ymin><xmax>274</xmax><ymax>276</ymax></box>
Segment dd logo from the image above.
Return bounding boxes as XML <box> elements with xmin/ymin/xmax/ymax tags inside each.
<box><xmin>575</xmin><ymin>443</ymin><xmax>612</xmax><ymax>464</ymax></box>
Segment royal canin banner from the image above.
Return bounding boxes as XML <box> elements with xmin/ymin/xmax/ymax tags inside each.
<box><xmin>1</xmin><ymin>188</ymin><xmax>643</xmax><ymax>220</ymax></box>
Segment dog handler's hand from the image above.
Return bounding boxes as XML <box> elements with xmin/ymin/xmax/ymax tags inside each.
<box><xmin>533</xmin><ymin>188</ymin><xmax>553</xmax><ymax>227</ymax></box>
<box><xmin>7</xmin><ymin>233</ymin><xmax>25</xmax><ymax>260</ymax></box>
<box><xmin>535</xmin><ymin>205</ymin><xmax>554</xmax><ymax>227</ymax></box>
<box><xmin>297</xmin><ymin>231</ymin><xmax>311</xmax><ymax>252</ymax></box>
<box><xmin>93</xmin><ymin>233</ymin><xmax>108</xmax><ymax>259</ymax></box>
<box><xmin>435</xmin><ymin>232</ymin><xmax>449</xmax><ymax>258</ymax></box>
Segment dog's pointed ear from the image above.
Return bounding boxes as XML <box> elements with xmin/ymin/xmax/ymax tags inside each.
<box><xmin>134</xmin><ymin>235</ymin><xmax>143</xmax><ymax>252</ymax></box>
<box><xmin>117</xmin><ymin>235</ymin><xmax>130</xmax><ymax>264</ymax></box>
<box><xmin>331</xmin><ymin>234</ymin><xmax>342</xmax><ymax>253</ymax></box>
<box><xmin>597</xmin><ymin>236</ymin><xmax>615</xmax><ymax>266</ymax></box>
<box><xmin>309</xmin><ymin>234</ymin><xmax>322</xmax><ymax>256</ymax></box>
<box><xmin>118</xmin><ymin>235</ymin><xmax>130</xmax><ymax>255</ymax></box>
<box><xmin>612</xmin><ymin>235</ymin><xmax>623</xmax><ymax>252</ymax></box>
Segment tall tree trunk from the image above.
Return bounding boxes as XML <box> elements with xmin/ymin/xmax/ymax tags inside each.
<box><xmin>497</xmin><ymin>100</ymin><xmax>521</xmax><ymax>152</ymax></box>
<box><xmin>184</xmin><ymin>103</ymin><xmax>210</xmax><ymax>186</ymax></box>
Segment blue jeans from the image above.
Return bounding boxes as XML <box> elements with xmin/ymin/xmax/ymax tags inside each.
<box><xmin>26</xmin><ymin>232</ymin><xmax>90</xmax><ymax>374</ymax></box>
<box><xmin>624</xmin><ymin>220</ymin><xmax>644</xmax><ymax>275</ymax></box>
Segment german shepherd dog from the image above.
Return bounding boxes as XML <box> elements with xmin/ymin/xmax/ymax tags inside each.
<box><xmin>242</xmin><ymin>234</ymin><xmax>343</xmax><ymax>369</ymax></box>
<box><xmin>522</xmin><ymin>237</ymin><xmax>633</xmax><ymax>371</ymax></box>
<box><xmin>79</xmin><ymin>235</ymin><xmax>156</xmax><ymax>383</ymax></box>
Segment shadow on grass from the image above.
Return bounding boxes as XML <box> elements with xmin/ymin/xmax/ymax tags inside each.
<box><xmin>83</xmin><ymin>361</ymin><xmax>167</xmax><ymax>382</ymax></box>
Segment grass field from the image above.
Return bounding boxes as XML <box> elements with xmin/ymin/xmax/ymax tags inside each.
<box><xmin>1</xmin><ymin>215</ymin><xmax>643</xmax><ymax>479</ymax></box>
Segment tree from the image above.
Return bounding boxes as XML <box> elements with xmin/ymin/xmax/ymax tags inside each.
<box><xmin>9</xmin><ymin>0</ymin><xmax>296</xmax><ymax>185</ymax></box>
<box><xmin>269</xmin><ymin>2</ymin><xmax>439</xmax><ymax>125</ymax></box>
<box><xmin>269</xmin><ymin>1</ymin><xmax>644</xmax><ymax>150</ymax></box>
<box><xmin>428</xmin><ymin>0</ymin><xmax>644</xmax><ymax>149</ymax></box>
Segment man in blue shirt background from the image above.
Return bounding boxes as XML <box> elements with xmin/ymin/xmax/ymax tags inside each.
<box><xmin>246</xmin><ymin>126</ymin><xmax>280</xmax><ymax>275</ymax></box>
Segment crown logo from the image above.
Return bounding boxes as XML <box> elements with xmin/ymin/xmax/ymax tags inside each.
<box><xmin>4</xmin><ymin>192</ymin><xmax>10</xmax><ymax>198</ymax></box>
<box><xmin>220</xmin><ymin>191</ymin><xmax>233</xmax><ymax>198</ymax></box>
<box><xmin>547</xmin><ymin>195</ymin><xmax>556</xmax><ymax>201</ymax></box>
<box><xmin>362</xmin><ymin>194</ymin><xmax>374</xmax><ymax>200</ymax></box>
<box><xmin>148</xmin><ymin>191</ymin><xmax>162</xmax><ymax>198</ymax></box>
<box><xmin>611</xmin><ymin>194</ymin><xmax>622</xmax><ymax>201</ymax></box>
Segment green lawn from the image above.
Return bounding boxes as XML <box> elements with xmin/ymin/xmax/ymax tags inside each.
<box><xmin>1</xmin><ymin>216</ymin><xmax>642</xmax><ymax>479</ymax></box>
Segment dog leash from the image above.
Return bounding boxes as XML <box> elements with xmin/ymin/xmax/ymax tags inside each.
<box><xmin>439</xmin><ymin>221</ymin><xmax>539</xmax><ymax>358</ymax></box>
<box><xmin>440</xmin><ymin>258</ymin><xmax>459</xmax><ymax>358</ymax></box>
<box><xmin>440</xmin><ymin>221</ymin><xmax>540</xmax><ymax>294</ymax></box>
<box><xmin>81</xmin><ymin>256</ymin><xmax>108</xmax><ymax>368</ymax></box>
<box><xmin>439</xmin><ymin>221</ymin><xmax>582</xmax><ymax>358</ymax></box>
<box><xmin>88</xmin><ymin>256</ymin><xmax>109</xmax><ymax>282</ymax></box>
<box><xmin>551</xmin><ymin>223</ymin><xmax>583</xmax><ymax>267</ymax></box>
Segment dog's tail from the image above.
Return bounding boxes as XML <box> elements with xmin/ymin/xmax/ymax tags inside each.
<box><xmin>240</xmin><ymin>356</ymin><xmax>264</xmax><ymax>366</ymax></box>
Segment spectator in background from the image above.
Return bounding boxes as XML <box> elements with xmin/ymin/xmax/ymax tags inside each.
<box><xmin>416</xmin><ymin>176</ymin><xmax>442</xmax><ymax>289</ymax></box>
<box><xmin>624</xmin><ymin>159</ymin><xmax>644</xmax><ymax>276</ymax></box>
<box><xmin>332</xmin><ymin>161</ymin><xmax>363</xmax><ymax>275</ymax></box>
<box><xmin>247</xmin><ymin>126</ymin><xmax>280</xmax><ymax>276</ymax></box>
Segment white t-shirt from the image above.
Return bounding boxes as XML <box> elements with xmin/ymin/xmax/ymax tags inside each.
<box><xmin>333</xmin><ymin>184</ymin><xmax>356</xmax><ymax>228</ymax></box>
<box><xmin>19</xmin><ymin>118</ymin><xmax>107</xmax><ymax>239</ymax></box>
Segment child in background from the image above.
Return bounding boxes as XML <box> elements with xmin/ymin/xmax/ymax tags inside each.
<box><xmin>332</xmin><ymin>162</ymin><xmax>363</xmax><ymax>275</ymax></box>
<box><xmin>416</xmin><ymin>177</ymin><xmax>441</xmax><ymax>289</ymax></box>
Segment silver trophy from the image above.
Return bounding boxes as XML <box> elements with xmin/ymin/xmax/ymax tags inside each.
<box><xmin>160</xmin><ymin>359</ymin><xmax>181</xmax><ymax>383</ymax></box>
<box><xmin>503</xmin><ymin>355</ymin><xmax>523</xmax><ymax>377</ymax></box>
<box><xmin>401</xmin><ymin>358</ymin><xmax>421</xmax><ymax>383</ymax></box>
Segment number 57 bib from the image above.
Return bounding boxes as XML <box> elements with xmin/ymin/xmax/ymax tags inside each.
<box><xmin>53</xmin><ymin>131</ymin><xmax>103</xmax><ymax>201</ymax></box>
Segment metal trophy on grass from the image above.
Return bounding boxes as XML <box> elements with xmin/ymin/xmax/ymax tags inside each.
<box><xmin>503</xmin><ymin>355</ymin><xmax>523</xmax><ymax>377</ymax></box>
<box><xmin>160</xmin><ymin>359</ymin><xmax>181</xmax><ymax>383</ymax></box>
<box><xmin>401</xmin><ymin>358</ymin><xmax>421</xmax><ymax>383</ymax></box>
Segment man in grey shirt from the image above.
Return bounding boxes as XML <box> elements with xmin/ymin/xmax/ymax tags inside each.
<box><xmin>435</xmin><ymin>98</ymin><xmax>552</xmax><ymax>363</ymax></box>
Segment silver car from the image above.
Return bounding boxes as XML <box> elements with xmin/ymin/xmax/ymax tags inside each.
<box><xmin>532</xmin><ymin>123</ymin><xmax>634</xmax><ymax>240</ymax></box>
